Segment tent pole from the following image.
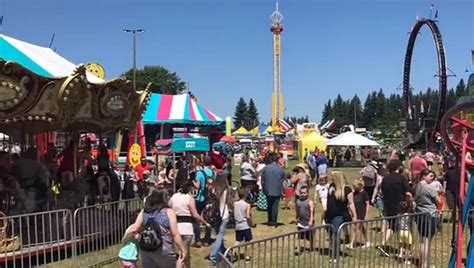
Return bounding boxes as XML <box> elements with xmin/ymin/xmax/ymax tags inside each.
<box><xmin>160</xmin><ymin>124</ymin><xmax>164</xmax><ymax>139</ymax></box>
<box><xmin>172</xmin><ymin>153</ymin><xmax>176</xmax><ymax>193</ymax></box>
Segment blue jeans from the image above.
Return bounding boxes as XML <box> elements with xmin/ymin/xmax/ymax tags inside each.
<box><xmin>326</xmin><ymin>216</ymin><xmax>344</xmax><ymax>260</ymax></box>
<box><xmin>193</xmin><ymin>201</ymin><xmax>211</xmax><ymax>243</ymax></box>
<box><xmin>209</xmin><ymin>218</ymin><xmax>229</xmax><ymax>264</ymax></box>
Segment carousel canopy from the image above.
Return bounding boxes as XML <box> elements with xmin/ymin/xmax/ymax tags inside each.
<box><xmin>0</xmin><ymin>34</ymin><xmax>150</xmax><ymax>133</ymax></box>
<box><xmin>143</xmin><ymin>93</ymin><xmax>223</xmax><ymax>126</ymax></box>
<box><xmin>327</xmin><ymin>131</ymin><xmax>380</xmax><ymax>147</ymax></box>
<box><xmin>0</xmin><ymin>34</ymin><xmax>102</xmax><ymax>83</ymax></box>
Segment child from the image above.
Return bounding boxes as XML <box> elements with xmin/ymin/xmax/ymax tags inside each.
<box><xmin>397</xmin><ymin>201</ymin><xmax>414</xmax><ymax>265</ymax></box>
<box><xmin>315</xmin><ymin>175</ymin><xmax>329</xmax><ymax>223</ymax></box>
<box><xmin>234</xmin><ymin>187</ymin><xmax>253</xmax><ymax>262</ymax></box>
<box><xmin>282</xmin><ymin>173</ymin><xmax>294</xmax><ymax>210</ymax></box>
<box><xmin>118</xmin><ymin>224</ymin><xmax>140</xmax><ymax>268</ymax></box>
<box><xmin>349</xmin><ymin>179</ymin><xmax>370</xmax><ymax>249</ymax></box>
<box><xmin>295</xmin><ymin>186</ymin><xmax>315</xmax><ymax>255</ymax></box>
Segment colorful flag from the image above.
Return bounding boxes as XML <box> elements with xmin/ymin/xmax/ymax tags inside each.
<box><xmin>278</xmin><ymin>119</ymin><xmax>291</xmax><ymax>132</ymax></box>
<box><xmin>326</xmin><ymin>119</ymin><xmax>336</xmax><ymax>130</ymax></box>
<box><xmin>472</xmin><ymin>50</ymin><xmax>474</xmax><ymax>65</ymax></box>
<box><xmin>430</xmin><ymin>3</ymin><xmax>434</xmax><ymax>10</ymax></box>
<box><xmin>288</xmin><ymin>118</ymin><xmax>295</xmax><ymax>126</ymax></box>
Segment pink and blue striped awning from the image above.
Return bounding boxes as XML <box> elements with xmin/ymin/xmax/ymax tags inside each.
<box><xmin>142</xmin><ymin>93</ymin><xmax>223</xmax><ymax>125</ymax></box>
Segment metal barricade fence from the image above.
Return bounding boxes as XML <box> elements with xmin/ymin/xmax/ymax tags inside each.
<box><xmin>335</xmin><ymin>212</ymin><xmax>444</xmax><ymax>267</ymax></box>
<box><xmin>0</xmin><ymin>209</ymin><xmax>73</xmax><ymax>268</ymax></box>
<box><xmin>71</xmin><ymin>198</ymin><xmax>142</xmax><ymax>267</ymax></box>
<box><xmin>217</xmin><ymin>252</ymin><xmax>233</xmax><ymax>268</ymax></box>
<box><xmin>223</xmin><ymin>224</ymin><xmax>335</xmax><ymax>268</ymax></box>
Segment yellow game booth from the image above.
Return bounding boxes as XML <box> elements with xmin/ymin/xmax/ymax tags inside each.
<box><xmin>298</xmin><ymin>132</ymin><xmax>327</xmax><ymax>161</ymax></box>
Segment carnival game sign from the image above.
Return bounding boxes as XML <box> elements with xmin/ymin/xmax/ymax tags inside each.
<box><xmin>128</xmin><ymin>143</ymin><xmax>142</xmax><ymax>168</ymax></box>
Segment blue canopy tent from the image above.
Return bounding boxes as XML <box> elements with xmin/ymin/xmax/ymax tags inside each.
<box><xmin>170</xmin><ymin>134</ymin><xmax>210</xmax><ymax>192</ymax></box>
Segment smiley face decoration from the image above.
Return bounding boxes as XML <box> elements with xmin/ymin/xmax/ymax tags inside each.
<box><xmin>86</xmin><ymin>62</ymin><xmax>105</xmax><ymax>79</ymax></box>
<box><xmin>128</xmin><ymin>143</ymin><xmax>142</xmax><ymax>168</ymax></box>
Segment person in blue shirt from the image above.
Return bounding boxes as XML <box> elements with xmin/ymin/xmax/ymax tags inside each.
<box><xmin>307</xmin><ymin>152</ymin><xmax>316</xmax><ymax>181</ymax></box>
<box><xmin>192</xmin><ymin>157</ymin><xmax>215</xmax><ymax>247</ymax></box>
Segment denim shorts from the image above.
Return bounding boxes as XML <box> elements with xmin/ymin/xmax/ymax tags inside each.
<box><xmin>375</xmin><ymin>196</ymin><xmax>385</xmax><ymax>215</ymax></box>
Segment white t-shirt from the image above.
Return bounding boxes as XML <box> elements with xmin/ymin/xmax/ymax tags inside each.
<box><xmin>315</xmin><ymin>183</ymin><xmax>329</xmax><ymax>200</ymax></box>
<box><xmin>241</xmin><ymin>162</ymin><xmax>256</xmax><ymax>181</ymax></box>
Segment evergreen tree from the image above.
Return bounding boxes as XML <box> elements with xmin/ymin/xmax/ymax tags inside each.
<box><xmin>233</xmin><ymin>98</ymin><xmax>248</xmax><ymax>129</ymax></box>
<box><xmin>247</xmin><ymin>98</ymin><xmax>259</xmax><ymax>129</ymax></box>
<box><xmin>455</xmin><ymin>79</ymin><xmax>466</xmax><ymax>99</ymax></box>
<box><xmin>349</xmin><ymin>95</ymin><xmax>362</xmax><ymax>127</ymax></box>
<box><xmin>321</xmin><ymin>100</ymin><xmax>334</xmax><ymax>123</ymax></box>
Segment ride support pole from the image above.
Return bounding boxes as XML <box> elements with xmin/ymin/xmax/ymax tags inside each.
<box><xmin>456</xmin><ymin>130</ymin><xmax>468</xmax><ymax>268</ymax></box>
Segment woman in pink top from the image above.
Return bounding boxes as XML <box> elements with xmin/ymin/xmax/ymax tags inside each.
<box><xmin>169</xmin><ymin>181</ymin><xmax>210</xmax><ymax>268</ymax></box>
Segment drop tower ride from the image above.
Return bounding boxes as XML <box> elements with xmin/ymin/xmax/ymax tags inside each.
<box><xmin>270</xmin><ymin>1</ymin><xmax>284</xmax><ymax>129</ymax></box>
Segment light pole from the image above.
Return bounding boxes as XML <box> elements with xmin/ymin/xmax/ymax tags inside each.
<box><xmin>123</xmin><ymin>28</ymin><xmax>144</xmax><ymax>90</ymax></box>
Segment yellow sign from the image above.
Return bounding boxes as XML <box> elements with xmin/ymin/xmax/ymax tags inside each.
<box><xmin>128</xmin><ymin>143</ymin><xmax>142</xmax><ymax>168</ymax></box>
<box><xmin>86</xmin><ymin>62</ymin><xmax>105</xmax><ymax>79</ymax></box>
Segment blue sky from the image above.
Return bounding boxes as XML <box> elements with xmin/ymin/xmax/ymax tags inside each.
<box><xmin>1</xmin><ymin>0</ymin><xmax>473</xmax><ymax>123</ymax></box>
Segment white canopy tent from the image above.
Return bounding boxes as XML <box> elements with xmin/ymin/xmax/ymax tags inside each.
<box><xmin>327</xmin><ymin>131</ymin><xmax>379</xmax><ymax>147</ymax></box>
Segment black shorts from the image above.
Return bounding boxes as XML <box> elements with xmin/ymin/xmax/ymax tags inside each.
<box><xmin>236</xmin><ymin>229</ymin><xmax>253</xmax><ymax>242</ymax></box>
<box><xmin>416</xmin><ymin>214</ymin><xmax>438</xmax><ymax>238</ymax></box>
<box><xmin>427</xmin><ymin>161</ymin><xmax>434</xmax><ymax>166</ymax></box>
<box><xmin>297</xmin><ymin>227</ymin><xmax>314</xmax><ymax>241</ymax></box>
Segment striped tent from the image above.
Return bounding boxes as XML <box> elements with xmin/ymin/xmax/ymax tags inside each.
<box><xmin>0</xmin><ymin>34</ymin><xmax>102</xmax><ymax>83</ymax></box>
<box><xmin>143</xmin><ymin>93</ymin><xmax>223</xmax><ymax>125</ymax></box>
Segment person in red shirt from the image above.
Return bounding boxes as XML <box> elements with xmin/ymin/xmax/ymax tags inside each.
<box><xmin>409</xmin><ymin>152</ymin><xmax>427</xmax><ymax>182</ymax></box>
<box><xmin>135</xmin><ymin>157</ymin><xmax>151</xmax><ymax>181</ymax></box>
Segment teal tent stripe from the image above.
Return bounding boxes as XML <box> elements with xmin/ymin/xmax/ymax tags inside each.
<box><xmin>0</xmin><ymin>36</ymin><xmax>53</xmax><ymax>77</ymax></box>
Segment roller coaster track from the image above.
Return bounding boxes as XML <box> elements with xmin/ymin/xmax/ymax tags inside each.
<box><xmin>403</xmin><ymin>18</ymin><xmax>447</xmax><ymax>144</ymax></box>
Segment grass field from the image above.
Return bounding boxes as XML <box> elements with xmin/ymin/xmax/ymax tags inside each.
<box><xmin>47</xmin><ymin>161</ymin><xmax>471</xmax><ymax>268</ymax></box>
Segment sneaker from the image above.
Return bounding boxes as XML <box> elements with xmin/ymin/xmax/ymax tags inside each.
<box><xmin>329</xmin><ymin>259</ymin><xmax>338</xmax><ymax>264</ymax></box>
<box><xmin>192</xmin><ymin>242</ymin><xmax>202</xmax><ymax>248</ymax></box>
<box><xmin>361</xmin><ymin>242</ymin><xmax>371</xmax><ymax>248</ymax></box>
<box><xmin>376</xmin><ymin>246</ymin><xmax>390</xmax><ymax>257</ymax></box>
<box><xmin>404</xmin><ymin>260</ymin><xmax>411</xmax><ymax>265</ymax></box>
<box><xmin>245</xmin><ymin>256</ymin><xmax>252</xmax><ymax>263</ymax></box>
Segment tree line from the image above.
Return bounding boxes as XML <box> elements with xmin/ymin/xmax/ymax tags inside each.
<box><xmin>321</xmin><ymin>79</ymin><xmax>469</xmax><ymax>132</ymax></box>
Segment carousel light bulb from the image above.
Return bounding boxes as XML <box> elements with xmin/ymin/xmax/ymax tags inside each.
<box><xmin>47</xmin><ymin>118</ymin><xmax>52</xmax><ymax>122</ymax></box>
<box><xmin>1</xmin><ymin>82</ymin><xmax>7</xmax><ymax>86</ymax></box>
<box><xmin>5</xmin><ymin>119</ymin><xmax>9</xmax><ymax>123</ymax></box>
<box><xmin>13</xmin><ymin>99</ymin><xmax>18</xmax><ymax>103</ymax></box>
<box><xmin>74</xmin><ymin>78</ymin><xmax>79</xmax><ymax>83</ymax></box>
<box><xmin>69</xmin><ymin>83</ymin><xmax>74</xmax><ymax>88</ymax></box>
<box><xmin>35</xmin><ymin>116</ymin><xmax>39</xmax><ymax>120</ymax></box>
<box><xmin>65</xmin><ymin>90</ymin><xmax>70</xmax><ymax>95</ymax></box>
<box><xmin>15</xmin><ymin>86</ymin><xmax>20</xmax><ymax>92</ymax></box>
<box><xmin>12</xmin><ymin>118</ymin><xmax>17</xmax><ymax>122</ymax></box>
<box><xmin>63</xmin><ymin>97</ymin><xmax>68</xmax><ymax>101</ymax></box>
<box><xmin>41</xmin><ymin>116</ymin><xmax>46</xmax><ymax>120</ymax></box>
<box><xmin>28</xmin><ymin>116</ymin><xmax>32</xmax><ymax>120</ymax></box>
<box><xmin>8</xmin><ymin>83</ymin><xmax>14</xmax><ymax>89</ymax></box>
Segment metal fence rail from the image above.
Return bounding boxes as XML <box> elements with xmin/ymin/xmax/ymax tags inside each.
<box><xmin>0</xmin><ymin>209</ymin><xmax>73</xmax><ymax>268</ymax></box>
<box><xmin>223</xmin><ymin>224</ymin><xmax>335</xmax><ymax>268</ymax></box>
<box><xmin>72</xmin><ymin>198</ymin><xmax>142</xmax><ymax>267</ymax></box>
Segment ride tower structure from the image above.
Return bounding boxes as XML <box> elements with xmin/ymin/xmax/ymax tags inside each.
<box><xmin>270</xmin><ymin>1</ymin><xmax>284</xmax><ymax>129</ymax></box>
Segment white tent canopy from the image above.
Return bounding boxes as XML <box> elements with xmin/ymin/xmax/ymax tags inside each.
<box><xmin>327</xmin><ymin>131</ymin><xmax>379</xmax><ymax>147</ymax></box>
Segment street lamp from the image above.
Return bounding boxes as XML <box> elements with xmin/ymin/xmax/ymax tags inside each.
<box><xmin>123</xmin><ymin>29</ymin><xmax>144</xmax><ymax>91</ymax></box>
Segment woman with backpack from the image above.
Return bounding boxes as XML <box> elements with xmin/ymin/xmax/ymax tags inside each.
<box><xmin>126</xmin><ymin>189</ymin><xmax>186</xmax><ymax>267</ymax></box>
<box><xmin>169</xmin><ymin>181</ymin><xmax>211</xmax><ymax>268</ymax></box>
<box><xmin>208</xmin><ymin>173</ymin><xmax>234</xmax><ymax>266</ymax></box>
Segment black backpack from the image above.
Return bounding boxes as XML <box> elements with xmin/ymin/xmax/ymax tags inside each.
<box><xmin>203</xmin><ymin>192</ymin><xmax>226</xmax><ymax>227</ymax></box>
<box><xmin>139</xmin><ymin>213</ymin><xmax>163</xmax><ymax>251</ymax></box>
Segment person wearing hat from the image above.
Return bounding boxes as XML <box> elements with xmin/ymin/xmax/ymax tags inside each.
<box><xmin>291</xmin><ymin>164</ymin><xmax>310</xmax><ymax>201</ymax></box>
<box><xmin>360</xmin><ymin>160</ymin><xmax>378</xmax><ymax>203</ymax></box>
<box><xmin>135</xmin><ymin>157</ymin><xmax>151</xmax><ymax>181</ymax></box>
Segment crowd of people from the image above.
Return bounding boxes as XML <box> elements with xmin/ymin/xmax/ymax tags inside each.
<box><xmin>1</xmin><ymin>138</ymin><xmax>474</xmax><ymax>267</ymax></box>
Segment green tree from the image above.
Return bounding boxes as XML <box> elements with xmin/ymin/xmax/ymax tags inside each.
<box><xmin>233</xmin><ymin>98</ymin><xmax>248</xmax><ymax>129</ymax></box>
<box><xmin>321</xmin><ymin>100</ymin><xmax>334</xmax><ymax>123</ymax></box>
<box><xmin>349</xmin><ymin>94</ymin><xmax>362</xmax><ymax>127</ymax></box>
<box><xmin>247</xmin><ymin>98</ymin><xmax>259</xmax><ymax>129</ymax></box>
<box><xmin>455</xmin><ymin>79</ymin><xmax>466</xmax><ymax>99</ymax></box>
<box><xmin>122</xmin><ymin>65</ymin><xmax>186</xmax><ymax>94</ymax></box>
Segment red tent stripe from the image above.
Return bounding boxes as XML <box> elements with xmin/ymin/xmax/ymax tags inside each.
<box><xmin>202</xmin><ymin>107</ymin><xmax>216</xmax><ymax>121</ymax></box>
<box><xmin>188</xmin><ymin>97</ymin><xmax>197</xmax><ymax>120</ymax></box>
<box><xmin>156</xmin><ymin>94</ymin><xmax>173</xmax><ymax>120</ymax></box>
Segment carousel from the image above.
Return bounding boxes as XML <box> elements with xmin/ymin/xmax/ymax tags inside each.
<box><xmin>0</xmin><ymin>34</ymin><xmax>151</xmax><ymax>261</ymax></box>
<box><xmin>0</xmin><ymin>34</ymin><xmax>151</xmax><ymax>134</ymax></box>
